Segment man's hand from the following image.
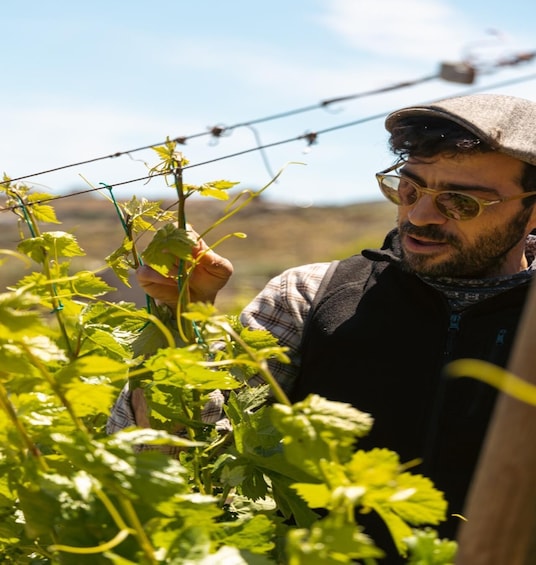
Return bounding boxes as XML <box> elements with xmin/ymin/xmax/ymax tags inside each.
<box><xmin>136</xmin><ymin>229</ymin><xmax>233</xmax><ymax>309</ymax></box>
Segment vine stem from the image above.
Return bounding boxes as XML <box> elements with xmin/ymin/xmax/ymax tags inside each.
<box><xmin>198</xmin><ymin>162</ymin><xmax>294</xmax><ymax>242</ymax></box>
<box><xmin>41</xmin><ymin>259</ymin><xmax>74</xmax><ymax>358</ymax></box>
<box><xmin>118</xmin><ymin>498</ymin><xmax>158</xmax><ymax>564</ymax></box>
<box><xmin>143</xmin><ymin>311</ymin><xmax>176</xmax><ymax>348</ymax></box>
<box><xmin>219</xmin><ymin>322</ymin><xmax>292</xmax><ymax>407</ymax></box>
<box><xmin>48</xmin><ymin>485</ymin><xmax>146</xmax><ymax>558</ymax></box>
<box><xmin>254</xmin><ymin>359</ymin><xmax>291</xmax><ymax>407</ymax></box>
<box><xmin>0</xmin><ymin>380</ymin><xmax>48</xmax><ymax>470</ymax></box>
<box><xmin>49</xmin><ymin>530</ymin><xmax>131</xmax><ymax>555</ymax></box>
<box><xmin>19</xmin><ymin>343</ymin><xmax>88</xmax><ymax>433</ymax></box>
<box><xmin>6</xmin><ymin>346</ymin><xmax>156</xmax><ymax>561</ymax></box>
<box><xmin>174</xmin><ymin>165</ymin><xmax>187</xmax><ymax>231</ymax></box>
<box><xmin>10</xmin><ymin>189</ymin><xmax>74</xmax><ymax>358</ymax></box>
<box><xmin>172</xmin><ymin>163</ymin><xmax>196</xmax><ymax>345</ymax></box>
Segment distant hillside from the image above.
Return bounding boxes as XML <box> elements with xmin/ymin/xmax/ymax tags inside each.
<box><xmin>1</xmin><ymin>194</ymin><xmax>397</xmax><ymax>310</ymax></box>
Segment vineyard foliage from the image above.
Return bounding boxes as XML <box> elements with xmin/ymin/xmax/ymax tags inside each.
<box><xmin>0</xmin><ymin>142</ymin><xmax>457</xmax><ymax>563</ymax></box>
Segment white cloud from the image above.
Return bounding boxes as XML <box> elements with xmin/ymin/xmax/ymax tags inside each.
<box><xmin>319</xmin><ymin>0</ymin><xmax>476</xmax><ymax>61</ymax></box>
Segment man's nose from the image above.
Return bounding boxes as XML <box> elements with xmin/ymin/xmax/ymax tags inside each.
<box><xmin>406</xmin><ymin>194</ymin><xmax>447</xmax><ymax>226</ymax></box>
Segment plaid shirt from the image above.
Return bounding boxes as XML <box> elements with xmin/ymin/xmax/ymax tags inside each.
<box><xmin>106</xmin><ymin>262</ymin><xmax>331</xmax><ymax>433</ymax></box>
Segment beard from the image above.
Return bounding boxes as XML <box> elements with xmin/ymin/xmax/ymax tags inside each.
<box><xmin>398</xmin><ymin>206</ymin><xmax>533</xmax><ymax>278</ymax></box>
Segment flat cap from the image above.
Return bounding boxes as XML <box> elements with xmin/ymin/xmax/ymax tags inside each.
<box><xmin>385</xmin><ymin>93</ymin><xmax>536</xmax><ymax>166</ymax></box>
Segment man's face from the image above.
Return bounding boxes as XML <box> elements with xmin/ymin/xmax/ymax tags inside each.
<box><xmin>396</xmin><ymin>152</ymin><xmax>536</xmax><ymax>278</ymax></box>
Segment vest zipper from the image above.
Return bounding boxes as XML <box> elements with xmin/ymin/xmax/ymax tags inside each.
<box><xmin>443</xmin><ymin>313</ymin><xmax>462</xmax><ymax>363</ymax></box>
<box><xmin>422</xmin><ymin>311</ymin><xmax>461</xmax><ymax>474</ymax></box>
<box><xmin>488</xmin><ymin>328</ymin><xmax>508</xmax><ymax>365</ymax></box>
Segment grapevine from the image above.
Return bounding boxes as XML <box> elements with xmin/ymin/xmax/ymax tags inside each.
<box><xmin>0</xmin><ymin>146</ymin><xmax>456</xmax><ymax>564</ymax></box>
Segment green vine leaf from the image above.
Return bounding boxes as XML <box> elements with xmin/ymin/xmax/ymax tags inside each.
<box><xmin>405</xmin><ymin>527</ymin><xmax>458</xmax><ymax>564</ymax></box>
<box><xmin>21</xmin><ymin>334</ymin><xmax>69</xmax><ymax>364</ymax></box>
<box><xmin>286</xmin><ymin>515</ymin><xmax>384</xmax><ymax>563</ymax></box>
<box><xmin>121</xmin><ymin>195</ymin><xmax>175</xmax><ymax>233</ymax></box>
<box><xmin>0</xmin><ymin>292</ymin><xmax>45</xmax><ymax>338</ymax></box>
<box><xmin>152</xmin><ymin>140</ymin><xmax>189</xmax><ymax>164</ymax></box>
<box><xmin>212</xmin><ymin>514</ymin><xmax>275</xmax><ymax>555</ymax></box>
<box><xmin>347</xmin><ymin>449</ymin><xmax>447</xmax><ymax>556</ymax></box>
<box><xmin>81</xmin><ymin>325</ymin><xmax>133</xmax><ymax>360</ymax></box>
<box><xmin>291</xmin><ymin>483</ymin><xmax>334</xmax><ymax>509</ymax></box>
<box><xmin>106</xmin><ymin>237</ymin><xmax>134</xmax><ymax>286</ymax></box>
<box><xmin>270</xmin><ymin>394</ymin><xmax>374</xmax><ymax>477</ymax></box>
<box><xmin>145</xmin><ymin>347</ymin><xmax>242</xmax><ymax>391</ymax></box>
<box><xmin>387</xmin><ymin>472</ymin><xmax>448</xmax><ymax>526</ymax></box>
<box><xmin>106</xmin><ymin>428</ymin><xmax>203</xmax><ymax>450</ymax></box>
<box><xmin>18</xmin><ymin>231</ymin><xmax>85</xmax><ymax>263</ymax></box>
<box><xmin>55</xmin><ymin>355</ymin><xmax>128</xmax><ymax>386</ymax></box>
<box><xmin>186</xmin><ymin>180</ymin><xmax>240</xmax><ymax>200</ymax></box>
<box><xmin>141</xmin><ymin>224</ymin><xmax>194</xmax><ymax>277</ymax></box>
<box><xmin>27</xmin><ymin>192</ymin><xmax>60</xmax><ymax>224</ymax></box>
<box><xmin>71</xmin><ymin>271</ymin><xmax>115</xmax><ymax>298</ymax></box>
<box><xmin>65</xmin><ymin>380</ymin><xmax>117</xmax><ymax>418</ymax></box>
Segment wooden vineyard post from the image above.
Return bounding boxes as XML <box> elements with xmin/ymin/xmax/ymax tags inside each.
<box><xmin>455</xmin><ymin>278</ymin><xmax>536</xmax><ymax>564</ymax></box>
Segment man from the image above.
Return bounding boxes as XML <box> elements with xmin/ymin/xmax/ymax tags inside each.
<box><xmin>108</xmin><ymin>93</ymin><xmax>536</xmax><ymax>560</ymax></box>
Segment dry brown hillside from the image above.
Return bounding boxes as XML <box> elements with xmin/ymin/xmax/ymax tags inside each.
<box><xmin>1</xmin><ymin>193</ymin><xmax>397</xmax><ymax>310</ymax></box>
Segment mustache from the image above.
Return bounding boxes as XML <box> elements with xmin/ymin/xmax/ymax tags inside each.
<box><xmin>399</xmin><ymin>221</ymin><xmax>459</xmax><ymax>245</ymax></box>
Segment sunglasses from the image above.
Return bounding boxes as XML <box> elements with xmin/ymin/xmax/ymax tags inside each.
<box><xmin>376</xmin><ymin>161</ymin><xmax>536</xmax><ymax>221</ymax></box>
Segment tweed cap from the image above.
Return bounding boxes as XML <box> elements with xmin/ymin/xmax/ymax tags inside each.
<box><xmin>385</xmin><ymin>93</ymin><xmax>536</xmax><ymax>166</ymax></box>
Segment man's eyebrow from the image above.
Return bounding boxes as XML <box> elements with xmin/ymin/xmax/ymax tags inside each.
<box><xmin>400</xmin><ymin>167</ymin><xmax>500</xmax><ymax>196</ymax></box>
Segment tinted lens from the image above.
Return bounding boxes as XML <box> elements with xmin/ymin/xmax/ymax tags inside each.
<box><xmin>379</xmin><ymin>175</ymin><xmax>419</xmax><ymax>206</ymax></box>
<box><xmin>397</xmin><ymin>178</ymin><xmax>420</xmax><ymax>206</ymax></box>
<box><xmin>435</xmin><ymin>192</ymin><xmax>481</xmax><ymax>220</ymax></box>
<box><xmin>379</xmin><ymin>174</ymin><xmax>482</xmax><ymax>220</ymax></box>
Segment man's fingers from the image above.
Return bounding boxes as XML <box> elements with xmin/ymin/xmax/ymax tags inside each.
<box><xmin>135</xmin><ymin>226</ymin><xmax>233</xmax><ymax>306</ymax></box>
<box><xmin>197</xmin><ymin>248</ymin><xmax>234</xmax><ymax>279</ymax></box>
<box><xmin>137</xmin><ymin>264</ymin><xmax>178</xmax><ymax>288</ymax></box>
<box><xmin>136</xmin><ymin>265</ymin><xmax>180</xmax><ymax>308</ymax></box>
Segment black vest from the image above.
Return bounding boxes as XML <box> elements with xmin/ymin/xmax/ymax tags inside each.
<box><xmin>290</xmin><ymin>231</ymin><xmax>531</xmax><ymax>560</ymax></box>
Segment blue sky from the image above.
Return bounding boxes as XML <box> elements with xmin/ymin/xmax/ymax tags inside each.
<box><xmin>2</xmin><ymin>0</ymin><xmax>536</xmax><ymax>207</ymax></box>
